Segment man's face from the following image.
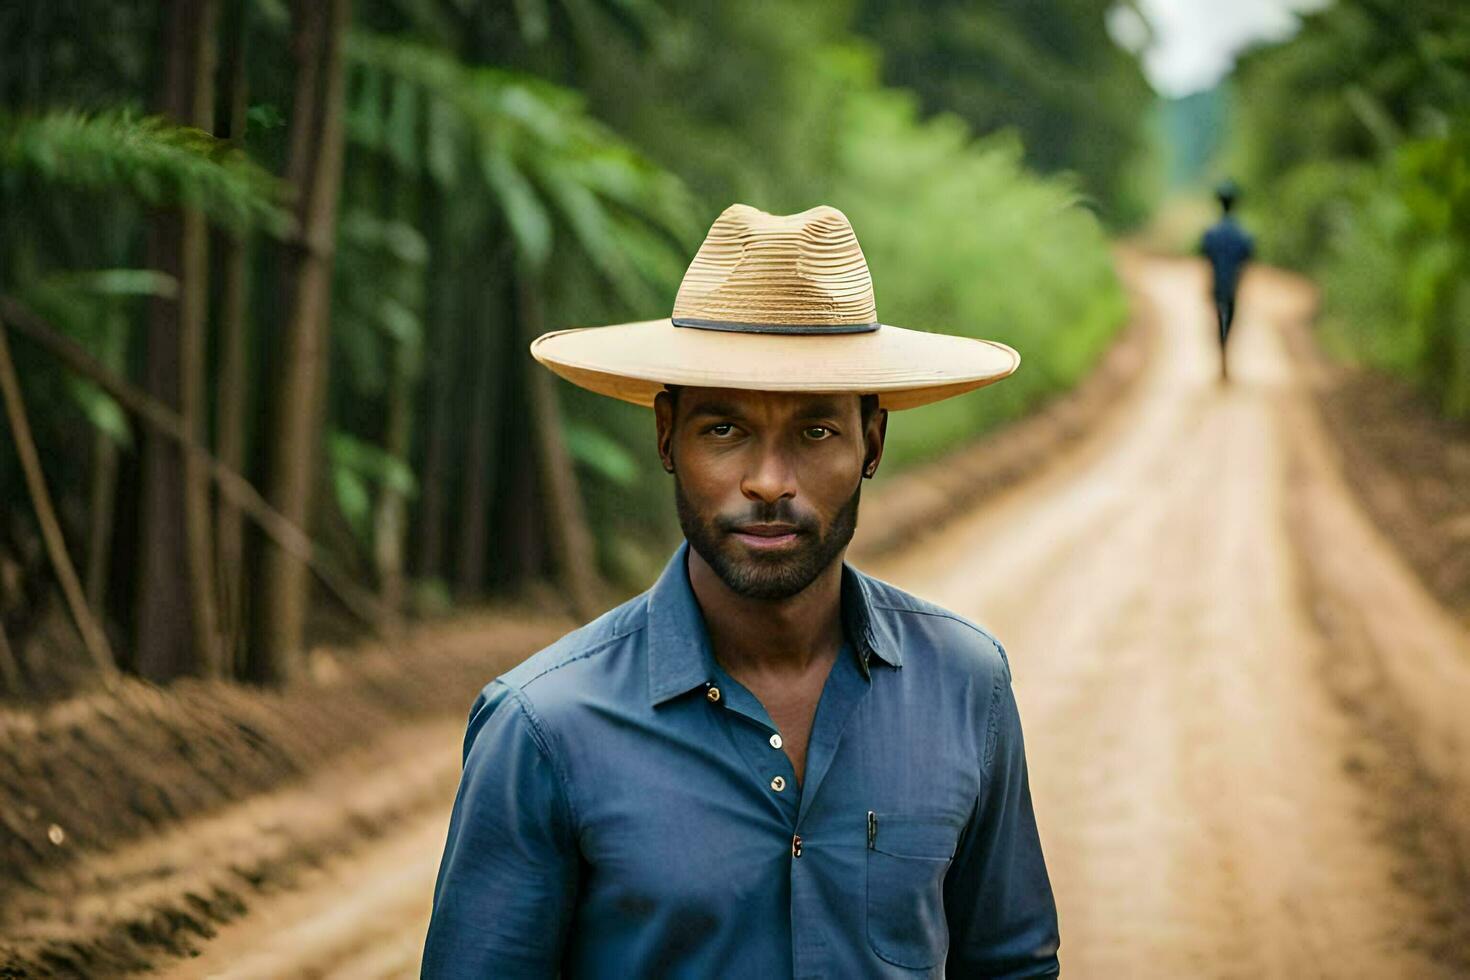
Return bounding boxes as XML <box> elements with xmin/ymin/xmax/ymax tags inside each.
<box><xmin>655</xmin><ymin>386</ymin><xmax>886</xmax><ymax>600</ymax></box>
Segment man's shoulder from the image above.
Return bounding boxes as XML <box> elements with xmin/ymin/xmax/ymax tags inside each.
<box><xmin>491</xmin><ymin>590</ymin><xmax>650</xmax><ymax>698</ymax></box>
<box><xmin>455</xmin><ymin>593</ymin><xmax>653</xmax><ymax>766</ymax></box>
<box><xmin>853</xmin><ymin>567</ymin><xmax>1012</xmax><ymax>681</ymax></box>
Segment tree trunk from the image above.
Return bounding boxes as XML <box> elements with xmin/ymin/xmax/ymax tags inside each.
<box><xmin>248</xmin><ymin>0</ymin><xmax>351</xmax><ymax>684</ymax></box>
<box><xmin>136</xmin><ymin>0</ymin><xmax>222</xmax><ymax>681</ymax></box>
<box><xmin>0</xmin><ymin>616</ymin><xmax>20</xmax><ymax>696</ymax></box>
<box><xmin>84</xmin><ymin>312</ymin><xmax>125</xmax><ymax>616</ymax></box>
<box><xmin>374</xmin><ymin>337</ymin><xmax>414</xmax><ymax>619</ymax></box>
<box><xmin>84</xmin><ymin>427</ymin><xmax>118</xmax><ymax>614</ymax></box>
<box><xmin>215</xmin><ymin>0</ymin><xmax>253</xmax><ymax>678</ymax></box>
<box><xmin>452</xmin><ymin>261</ymin><xmax>503</xmax><ymax>599</ymax></box>
<box><xmin>0</xmin><ymin>294</ymin><xmax>398</xmax><ymax>657</ymax></box>
<box><xmin>0</xmin><ymin>316</ymin><xmax>116</xmax><ymax>677</ymax></box>
<box><xmin>371</xmin><ymin>175</ymin><xmax>421</xmax><ymax>622</ymax></box>
<box><xmin>411</xmin><ymin>188</ymin><xmax>458</xmax><ymax>587</ymax></box>
<box><xmin>518</xmin><ymin>270</ymin><xmax>601</xmax><ymax>619</ymax></box>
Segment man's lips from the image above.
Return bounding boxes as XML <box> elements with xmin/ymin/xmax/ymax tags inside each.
<box><xmin>729</xmin><ymin>523</ymin><xmax>803</xmax><ymax>550</ymax></box>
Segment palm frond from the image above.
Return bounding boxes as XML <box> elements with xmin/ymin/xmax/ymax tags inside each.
<box><xmin>0</xmin><ymin>107</ymin><xmax>292</xmax><ymax>237</ymax></box>
<box><xmin>344</xmin><ymin>31</ymin><xmax>699</xmax><ymax>288</ymax></box>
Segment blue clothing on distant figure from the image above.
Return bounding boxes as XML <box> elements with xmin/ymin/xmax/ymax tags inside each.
<box><xmin>1201</xmin><ymin>216</ymin><xmax>1254</xmax><ymax>303</ymax></box>
<box><xmin>420</xmin><ymin>540</ymin><xmax>1060</xmax><ymax>979</ymax></box>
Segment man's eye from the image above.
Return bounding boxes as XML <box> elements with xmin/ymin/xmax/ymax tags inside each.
<box><xmin>708</xmin><ymin>423</ymin><xmax>734</xmax><ymax>437</ymax></box>
<box><xmin>804</xmin><ymin>426</ymin><xmax>833</xmax><ymax>440</ymax></box>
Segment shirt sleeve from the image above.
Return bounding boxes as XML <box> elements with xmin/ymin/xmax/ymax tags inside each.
<box><xmin>421</xmin><ymin>681</ymin><xmax>581</xmax><ymax>978</ymax></box>
<box><xmin>944</xmin><ymin>649</ymin><xmax>1060</xmax><ymax>978</ymax></box>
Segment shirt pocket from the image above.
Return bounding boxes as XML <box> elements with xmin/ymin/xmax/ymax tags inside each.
<box><xmin>865</xmin><ymin>811</ymin><xmax>958</xmax><ymax>970</ymax></box>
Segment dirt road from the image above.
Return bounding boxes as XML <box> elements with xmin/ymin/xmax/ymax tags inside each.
<box><xmin>163</xmin><ymin>255</ymin><xmax>1470</xmax><ymax>978</ymax></box>
<box><xmin>881</xmin><ymin>254</ymin><xmax>1470</xmax><ymax>977</ymax></box>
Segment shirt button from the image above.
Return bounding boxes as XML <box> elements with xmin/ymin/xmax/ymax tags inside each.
<box><xmin>706</xmin><ymin>686</ymin><xmax>721</xmax><ymax>703</ymax></box>
<box><xmin>769</xmin><ymin>733</ymin><xmax>783</xmax><ymax>749</ymax></box>
<box><xmin>770</xmin><ymin>776</ymin><xmax>786</xmax><ymax>792</ymax></box>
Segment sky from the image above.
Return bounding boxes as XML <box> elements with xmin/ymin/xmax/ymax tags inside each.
<box><xmin>1108</xmin><ymin>0</ymin><xmax>1330</xmax><ymax>98</ymax></box>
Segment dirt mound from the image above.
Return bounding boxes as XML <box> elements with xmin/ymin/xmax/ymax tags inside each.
<box><xmin>1</xmin><ymin>719</ymin><xmax>464</xmax><ymax>977</ymax></box>
<box><xmin>1283</xmin><ymin>321</ymin><xmax>1470</xmax><ymax>627</ymax></box>
<box><xmin>0</xmin><ymin>613</ymin><xmax>566</xmax><ymax>903</ymax></box>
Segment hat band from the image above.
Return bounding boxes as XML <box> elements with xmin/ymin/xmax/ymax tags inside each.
<box><xmin>672</xmin><ymin>316</ymin><xmax>881</xmax><ymax>335</ymax></box>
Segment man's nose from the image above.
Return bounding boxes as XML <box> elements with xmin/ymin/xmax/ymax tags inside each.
<box><xmin>741</xmin><ymin>443</ymin><xmax>797</xmax><ymax>504</ymax></box>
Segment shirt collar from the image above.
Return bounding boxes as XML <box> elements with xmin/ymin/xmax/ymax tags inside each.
<box><xmin>646</xmin><ymin>540</ymin><xmax>902</xmax><ymax>707</ymax></box>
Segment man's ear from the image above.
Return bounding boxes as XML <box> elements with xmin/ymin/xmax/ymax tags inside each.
<box><xmin>862</xmin><ymin>408</ymin><xmax>888</xmax><ymax>479</ymax></box>
<box><xmin>653</xmin><ymin>390</ymin><xmax>676</xmax><ymax>474</ymax></box>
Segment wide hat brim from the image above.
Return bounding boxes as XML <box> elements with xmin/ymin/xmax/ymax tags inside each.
<box><xmin>529</xmin><ymin>318</ymin><xmax>1020</xmax><ymax>411</ymax></box>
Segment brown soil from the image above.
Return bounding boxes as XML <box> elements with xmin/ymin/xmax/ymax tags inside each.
<box><xmin>0</xmin><ymin>719</ymin><xmax>464</xmax><ymax>977</ymax></box>
<box><xmin>1273</xmin><ymin>272</ymin><xmax>1470</xmax><ymax>967</ymax></box>
<box><xmin>0</xmin><ymin>611</ymin><xmax>567</xmax><ymax>975</ymax></box>
<box><xmin>1279</xmin><ymin>317</ymin><xmax>1470</xmax><ymax>628</ymax></box>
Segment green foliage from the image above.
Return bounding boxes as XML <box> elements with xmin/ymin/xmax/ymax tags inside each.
<box><xmin>1232</xmin><ymin>0</ymin><xmax>1470</xmax><ymax>417</ymax></box>
<box><xmin>569</xmin><ymin>0</ymin><xmax>864</xmax><ymax>212</ymax></box>
<box><xmin>832</xmin><ymin>81</ymin><xmax>1126</xmax><ymax>469</ymax></box>
<box><xmin>343</xmin><ymin>30</ymin><xmax>699</xmax><ymax>309</ymax></box>
<box><xmin>329</xmin><ymin>429</ymin><xmax>419</xmax><ymax>547</ymax></box>
<box><xmin>1317</xmin><ymin>130</ymin><xmax>1470</xmax><ymax>416</ymax></box>
<box><xmin>0</xmin><ymin>107</ymin><xmax>291</xmax><ymax>236</ymax></box>
<box><xmin>565</xmin><ymin>421</ymin><xmax>640</xmax><ymax>488</ymax></box>
<box><xmin>333</xmin><ymin>207</ymin><xmax>428</xmax><ymax>398</ymax></box>
<box><xmin>0</xmin><ymin>5</ymin><xmax>157</xmax><ymax>112</ymax></box>
<box><xmin>852</xmin><ymin>0</ymin><xmax>1158</xmax><ymax>227</ymax></box>
<box><xmin>11</xmin><ymin>268</ymin><xmax>182</xmax><ymax>452</ymax></box>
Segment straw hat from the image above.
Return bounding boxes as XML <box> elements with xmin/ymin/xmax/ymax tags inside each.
<box><xmin>528</xmin><ymin>203</ymin><xmax>1019</xmax><ymax>410</ymax></box>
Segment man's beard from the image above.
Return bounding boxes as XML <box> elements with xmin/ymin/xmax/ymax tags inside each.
<box><xmin>675</xmin><ymin>475</ymin><xmax>862</xmax><ymax>600</ymax></box>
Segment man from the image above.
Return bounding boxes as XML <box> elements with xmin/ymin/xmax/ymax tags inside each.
<box><xmin>421</xmin><ymin>204</ymin><xmax>1060</xmax><ymax>978</ymax></box>
<box><xmin>1200</xmin><ymin>179</ymin><xmax>1255</xmax><ymax>381</ymax></box>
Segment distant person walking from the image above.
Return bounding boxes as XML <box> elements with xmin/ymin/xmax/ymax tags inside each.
<box><xmin>1200</xmin><ymin>180</ymin><xmax>1254</xmax><ymax>381</ymax></box>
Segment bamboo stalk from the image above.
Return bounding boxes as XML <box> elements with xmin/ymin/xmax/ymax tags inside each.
<box><xmin>413</xmin><ymin>185</ymin><xmax>458</xmax><ymax>585</ymax></box>
<box><xmin>518</xmin><ymin>270</ymin><xmax>602</xmax><ymax>620</ymax></box>
<box><xmin>454</xmin><ymin>262</ymin><xmax>504</xmax><ymax>597</ymax></box>
<box><xmin>253</xmin><ymin>0</ymin><xmax>352</xmax><ymax>683</ymax></box>
<box><xmin>0</xmin><ymin>314</ymin><xmax>118</xmax><ymax>677</ymax></box>
<box><xmin>83</xmin><ymin>426</ymin><xmax>119</xmax><ymax>612</ymax></box>
<box><xmin>0</xmin><ymin>296</ymin><xmax>418</xmax><ymax>666</ymax></box>
<box><xmin>84</xmin><ymin>313</ymin><xmax>125</xmax><ymax>614</ymax></box>
<box><xmin>181</xmin><ymin>201</ymin><xmax>223</xmax><ymax>677</ymax></box>
<box><xmin>0</xmin><ymin>614</ymin><xmax>23</xmax><ymax>695</ymax></box>
<box><xmin>215</xmin><ymin>0</ymin><xmax>254</xmax><ymax>677</ymax></box>
<box><xmin>180</xmin><ymin>0</ymin><xmax>223</xmax><ymax>677</ymax></box>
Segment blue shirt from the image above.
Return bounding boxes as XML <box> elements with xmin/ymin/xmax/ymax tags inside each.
<box><xmin>1201</xmin><ymin>216</ymin><xmax>1255</xmax><ymax>301</ymax></box>
<box><xmin>421</xmin><ymin>541</ymin><xmax>1059</xmax><ymax>978</ymax></box>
